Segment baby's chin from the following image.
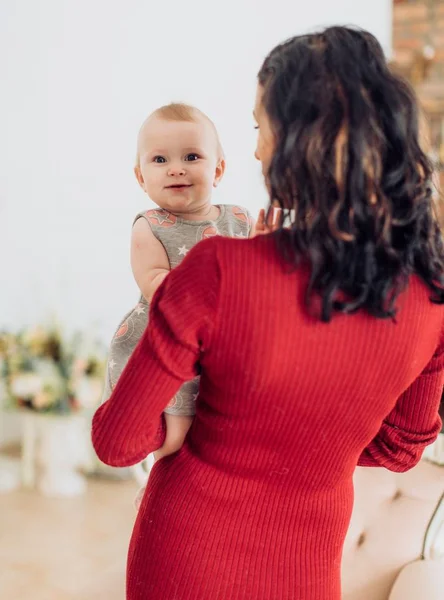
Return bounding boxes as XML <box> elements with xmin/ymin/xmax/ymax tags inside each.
<box><xmin>156</xmin><ymin>197</ymin><xmax>202</xmax><ymax>214</ymax></box>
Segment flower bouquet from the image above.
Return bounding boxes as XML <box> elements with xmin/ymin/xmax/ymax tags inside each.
<box><xmin>0</xmin><ymin>324</ymin><xmax>106</xmax><ymax>416</ymax></box>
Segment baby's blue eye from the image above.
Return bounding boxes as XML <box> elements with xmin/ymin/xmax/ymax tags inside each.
<box><xmin>153</xmin><ymin>156</ymin><xmax>166</xmax><ymax>163</ymax></box>
<box><xmin>185</xmin><ymin>154</ymin><xmax>199</xmax><ymax>161</ymax></box>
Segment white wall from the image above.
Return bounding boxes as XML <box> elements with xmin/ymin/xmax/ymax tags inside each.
<box><xmin>0</xmin><ymin>0</ymin><xmax>392</xmax><ymax>341</ymax></box>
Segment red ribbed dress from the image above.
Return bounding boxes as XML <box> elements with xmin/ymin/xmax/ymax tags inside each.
<box><xmin>92</xmin><ymin>234</ymin><xmax>444</xmax><ymax>600</ymax></box>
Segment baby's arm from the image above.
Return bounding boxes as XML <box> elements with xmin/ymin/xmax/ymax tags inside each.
<box><xmin>154</xmin><ymin>414</ymin><xmax>193</xmax><ymax>460</ymax></box>
<box><xmin>131</xmin><ymin>219</ymin><xmax>192</xmax><ymax>462</ymax></box>
<box><xmin>131</xmin><ymin>217</ymin><xmax>170</xmax><ymax>302</ymax></box>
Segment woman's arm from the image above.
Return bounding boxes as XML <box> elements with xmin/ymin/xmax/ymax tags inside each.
<box><xmin>358</xmin><ymin>332</ymin><xmax>444</xmax><ymax>472</ymax></box>
<box><xmin>92</xmin><ymin>238</ymin><xmax>220</xmax><ymax>467</ymax></box>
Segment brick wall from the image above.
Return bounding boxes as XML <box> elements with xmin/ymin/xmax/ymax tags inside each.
<box><xmin>393</xmin><ymin>0</ymin><xmax>444</xmax><ymax>196</ymax></box>
<box><xmin>394</xmin><ymin>1</ymin><xmax>443</xmax><ymax>410</ymax></box>
<box><xmin>393</xmin><ymin>1</ymin><xmax>444</xmax><ymax>95</ymax></box>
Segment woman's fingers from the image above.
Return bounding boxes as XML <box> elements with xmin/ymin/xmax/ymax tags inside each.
<box><xmin>257</xmin><ymin>208</ymin><xmax>266</xmax><ymax>229</ymax></box>
<box><xmin>266</xmin><ymin>207</ymin><xmax>282</xmax><ymax>230</ymax></box>
<box><xmin>272</xmin><ymin>207</ymin><xmax>282</xmax><ymax>230</ymax></box>
<box><xmin>254</xmin><ymin>207</ymin><xmax>282</xmax><ymax>236</ymax></box>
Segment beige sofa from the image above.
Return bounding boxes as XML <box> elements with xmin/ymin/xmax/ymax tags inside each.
<box><xmin>342</xmin><ymin>435</ymin><xmax>444</xmax><ymax>600</ymax></box>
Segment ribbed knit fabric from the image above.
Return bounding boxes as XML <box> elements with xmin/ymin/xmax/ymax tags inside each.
<box><xmin>92</xmin><ymin>234</ymin><xmax>444</xmax><ymax>600</ymax></box>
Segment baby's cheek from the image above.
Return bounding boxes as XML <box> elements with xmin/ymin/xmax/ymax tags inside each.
<box><xmin>145</xmin><ymin>174</ymin><xmax>162</xmax><ymax>196</ymax></box>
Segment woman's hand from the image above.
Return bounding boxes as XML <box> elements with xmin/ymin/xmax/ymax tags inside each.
<box><xmin>252</xmin><ymin>207</ymin><xmax>282</xmax><ymax>237</ymax></box>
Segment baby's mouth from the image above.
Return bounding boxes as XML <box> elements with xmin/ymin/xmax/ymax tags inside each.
<box><xmin>166</xmin><ymin>184</ymin><xmax>192</xmax><ymax>189</ymax></box>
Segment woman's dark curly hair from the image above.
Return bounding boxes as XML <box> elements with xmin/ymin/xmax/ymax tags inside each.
<box><xmin>258</xmin><ymin>26</ymin><xmax>444</xmax><ymax>321</ymax></box>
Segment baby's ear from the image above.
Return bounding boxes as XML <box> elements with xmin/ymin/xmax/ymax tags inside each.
<box><xmin>134</xmin><ymin>165</ymin><xmax>145</xmax><ymax>191</ymax></box>
<box><xmin>213</xmin><ymin>158</ymin><xmax>226</xmax><ymax>188</ymax></box>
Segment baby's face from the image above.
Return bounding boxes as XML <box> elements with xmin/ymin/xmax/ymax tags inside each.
<box><xmin>136</xmin><ymin>116</ymin><xmax>223</xmax><ymax>213</ymax></box>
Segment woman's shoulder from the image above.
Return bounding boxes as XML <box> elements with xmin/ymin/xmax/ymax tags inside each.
<box><xmin>198</xmin><ymin>234</ymin><xmax>285</xmax><ymax>279</ymax></box>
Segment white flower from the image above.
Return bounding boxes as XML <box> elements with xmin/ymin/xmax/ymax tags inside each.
<box><xmin>34</xmin><ymin>358</ymin><xmax>60</xmax><ymax>379</ymax></box>
<box><xmin>33</xmin><ymin>359</ymin><xmax>66</xmax><ymax>399</ymax></box>
<box><xmin>10</xmin><ymin>373</ymin><xmax>43</xmax><ymax>397</ymax></box>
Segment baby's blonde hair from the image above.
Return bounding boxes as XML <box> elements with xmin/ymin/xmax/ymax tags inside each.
<box><xmin>135</xmin><ymin>102</ymin><xmax>224</xmax><ymax>166</ymax></box>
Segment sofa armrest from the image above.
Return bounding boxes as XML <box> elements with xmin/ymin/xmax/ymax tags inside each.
<box><xmin>389</xmin><ymin>559</ymin><xmax>444</xmax><ymax>600</ymax></box>
<box><xmin>342</xmin><ymin>459</ymin><xmax>444</xmax><ymax>600</ymax></box>
<box><xmin>423</xmin><ymin>492</ymin><xmax>444</xmax><ymax>561</ymax></box>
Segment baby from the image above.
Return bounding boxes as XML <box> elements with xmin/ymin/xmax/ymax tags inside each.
<box><xmin>101</xmin><ymin>103</ymin><xmax>254</xmax><ymax>504</ymax></box>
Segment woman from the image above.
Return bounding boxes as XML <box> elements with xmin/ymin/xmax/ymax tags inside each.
<box><xmin>92</xmin><ymin>26</ymin><xmax>444</xmax><ymax>599</ymax></box>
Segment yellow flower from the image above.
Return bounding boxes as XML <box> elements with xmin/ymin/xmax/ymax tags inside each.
<box><xmin>23</xmin><ymin>326</ymin><xmax>50</xmax><ymax>356</ymax></box>
<box><xmin>7</xmin><ymin>354</ymin><xmax>24</xmax><ymax>374</ymax></box>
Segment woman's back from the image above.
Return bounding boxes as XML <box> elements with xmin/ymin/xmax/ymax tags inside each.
<box><xmin>190</xmin><ymin>235</ymin><xmax>443</xmax><ymax>488</ymax></box>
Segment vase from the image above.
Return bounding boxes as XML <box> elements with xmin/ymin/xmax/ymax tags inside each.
<box><xmin>32</xmin><ymin>413</ymin><xmax>90</xmax><ymax>497</ymax></box>
<box><xmin>0</xmin><ymin>457</ymin><xmax>21</xmax><ymax>493</ymax></box>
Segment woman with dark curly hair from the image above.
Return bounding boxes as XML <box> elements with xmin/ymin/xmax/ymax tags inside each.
<box><xmin>92</xmin><ymin>26</ymin><xmax>444</xmax><ymax>600</ymax></box>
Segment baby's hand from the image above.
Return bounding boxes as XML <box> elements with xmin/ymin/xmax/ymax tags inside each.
<box><xmin>252</xmin><ymin>207</ymin><xmax>282</xmax><ymax>237</ymax></box>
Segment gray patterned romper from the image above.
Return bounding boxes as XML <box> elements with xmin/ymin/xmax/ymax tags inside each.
<box><xmin>102</xmin><ymin>204</ymin><xmax>252</xmax><ymax>416</ymax></box>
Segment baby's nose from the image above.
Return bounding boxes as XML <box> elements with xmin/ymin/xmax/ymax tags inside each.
<box><xmin>168</xmin><ymin>163</ymin><xmax>186</xmax><ymax>176</ymax></box>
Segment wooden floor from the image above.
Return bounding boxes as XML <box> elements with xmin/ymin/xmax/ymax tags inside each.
<box><xmin>0</xmin><ymin>473</ymin><xmax>137</xmax><ymax>599</ymax></box>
